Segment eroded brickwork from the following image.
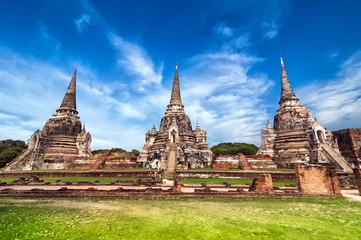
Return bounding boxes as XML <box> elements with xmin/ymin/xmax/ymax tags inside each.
<box><xmin>295</xmin><ymin>165</ymin><xmax>341</xmax><ymax>195</ymax></box>
<box><xmin>246</xmin><ymin>155</ymin><xmax>277</xmax><ymax>169</ymax></box>
<box><xmin>333</xmin><ymin>128</ymin><xmax>361</xmax><ymax>167</ymax></box>
<box><xmin>248</xmin><ymin>174</ymin><xmax>274</xmax><ymax>193</ymax></box>
<box><xmin>354</xmin><ymin>169</ymin><xmax>361</xmax><ymax>196</ymax></box>
<box><xmin>239</xmin><ymin>153</ymin><xmax>252</xmax><ymax>170</ymax></box>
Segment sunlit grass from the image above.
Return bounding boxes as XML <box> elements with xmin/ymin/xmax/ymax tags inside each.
<box><xmin>0</xmin><ymin>197</ymin><xmax>360</xmax><ymax>239</ymax></box>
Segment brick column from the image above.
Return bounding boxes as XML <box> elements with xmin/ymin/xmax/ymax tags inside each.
<box><xmin>248</xmin><ymin>174</ymin><xmax>274</xmax><ymax>193</ymax></box>
<box><xmin>354</xmin><ymin>169</ymin><xmax>361</xmax><ymax>196</ymax></box>
<box><xmin>295</xmin><ymin>165</ymin><xmax>340</xmax><ymax>195</ymax></box>
<box><xmin>239</xmin><ymin>153</ymin><xmax>251</xmax><ymax>170</ymax></box>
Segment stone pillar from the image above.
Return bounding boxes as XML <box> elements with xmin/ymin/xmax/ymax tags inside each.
<box><xmin>172</xmin><ymin>177</ymin><xmax>182</xmax><ymax>192</ymax></box>
<box><xmin>295</xmin><ymin>165</ymin><xmax>341</xmax><ymax>195</ymax></box>
<box><xmin>248</xmin><ymin>174</ymin><xmax>274</xmax><ymax>193</ymax></box>
<box><xmin>162</xmin><ymin>144</ymin><xmax>177</xmax><ymax>179</ymax></box>
<box><xmin>239</xmin><ymin>153</ymin><xmax>251</xmax><ymax>170</ymax></box>
<box><xmin>354</xmin><ymin>169</ymin><xmax>361</xmax><ymax>196</ymax></box>
<box><xmin>354</xmin><ymin>159</ymin><xmax>361</xmax><ymax>196</ymax></box>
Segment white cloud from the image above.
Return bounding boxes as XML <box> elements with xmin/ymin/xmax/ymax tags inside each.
<box><xmin>0</xmin><ymin>49</ymin><xmax>153</xmax><ymax>150</ymax></box>
<box><xmin>108</xmin><ymin>33</ymin><xmax>163</xmax><ymax>92</ymax></box>
<box><xmin>261</xmin><ymin>0</ymin><xmax>289</xmax><ymax>39</ymax></box>
<box><xmin>214</xmin><ymin>23</ymin><xmax>233</xmax><ymax>38</ymax></box>
<box><xmin>74</xmin><ymin>14</ymin><xmax>91</xmax><ymax>33</ymax></box>
<box><xmin>297</xmin><ymin>51</ymin><xmax>361</xmax><ymax>130</ymax></box>
<box><xmin>37</xmin><ymin>21</ymin><xmax>61</xmax><ymax>52</ymax></box>
<box><xmin>179</xmin><ymin>50</ymin><xmax>273</xmax><ymax>147</ymax></box>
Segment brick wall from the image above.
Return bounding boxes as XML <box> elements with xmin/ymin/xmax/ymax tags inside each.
<box><xmin>333</xmin><ymin>128</ymin><xmax>361</xmax><ymax>165</ymax></box>
<box><xmin>295</xmin><ymin>165</ymin><xmax>341</xmax><ymax>195</ymax></box>
<box><xmin>212</xmin><ymin>161</ymin><xmax>238</xmax><ymax>169</ymax></box>
<box><xmin>212</xmin><ymin>155</ymin><xmax>240</xmax><ymax>169</ymax></box>
<box><xmin>246</xmin><ymin>155</ymin><xmax>277</xmax><ymax>169</ymax></box>
<box><xmin>354</xmin><ymin>169</ymin><xmax>361</xmax><ymax>196</ymax></box>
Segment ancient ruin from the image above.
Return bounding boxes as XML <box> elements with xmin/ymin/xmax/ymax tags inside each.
<box><xmin>295</xmin><ymin>165</ymin><xmax>341</xmax><ymax>195</ymax></box>
<box><xmin>332</xmin><ymin>128</ymin><xmax>361</xmax><ymax>168</ymax></box>
<box><xmin>2</xmin><ymin>69</ymin><xmax>92</xmax><ymax>171</ymax></box>
<box><xmin>257</xmin><ymin>58</ymin><xmax>352</xmax><ymax>172</ymax></box>
<box><xmin>256</xmin><ymin>120</ymin><xmax>276</xmax><ymax>157</ymax></box>
<box><xmin>138</xmin><ymin>65</ymin><xmax>213</xmax><ymax>169</ymax></box>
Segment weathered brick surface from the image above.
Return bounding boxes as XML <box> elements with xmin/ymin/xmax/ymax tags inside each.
<box><xmin>0</xmin><ymin>188</ymin><xmax>339</xmax><ymax>199</ymax></box>
<box><xmin>354</xmin><ymin>169</ymin><xmax>361</xmax><ymax>196</ymax></box>
<box><xmin>0</xmin><ymin>170</ymin><xmax>354</xmax><ymax>183</ymax></box>
<box><xmin>295</xmin><ymin>165</ymin><xmax>341</xmax><ymax>195</ymax></box>
<box><xmin>249</xmin><ymin>174</ymin><xmax>274</xmax><ymax>193</ymax></box>
<box><xmin>239</xmin><ymin>153</ymin><xmax>251</xmax><ymax>170</ymax></box>
<box><xmin>176</xmin><ymin>170</ymin><xmax>297</xmax><ymax>181</ymax></box>
<box><xmin>212</xmin><ymin>155</ymin><xmax>240</xmax><ymax>169</ymax></box>
<box><xmin>212</xmin><ymin>161</ymin><xmax>238</xmax><ymax>169</ymax></box>
<box><xmin>333</xmin><ymin>128</ymin><xmax>361</xmax><ymax>165</ymax></box>
<box><xmin>246</xmin><ymin>155</ymin><xmax>277</xmax><ymax>169</ymax></box>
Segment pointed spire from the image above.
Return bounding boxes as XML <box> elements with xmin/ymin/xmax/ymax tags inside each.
<box><xmin>267</xmin><ymin>120</ymin><xmax>272</xmax><ymax>129</ymax></box>
<box><xmin>279</xmin><ymin>58</ymin><xmax>298</xmax><ymax>105</ymax></box>
<box><xmin>60</xmin><ymin>68</ymin><xmax>77</xmax><ymax>110</ymax></box>
<box><xmin>168</xmin><ymin>64</ymin><xmax>183</xmax><ymax>106</ymax></box>
<box><xmin>152</xmin><ymin>121</ymin><xmax>156</xmax><ymax>131</ymax></box>
<box><xmin>82</xmin><ymin>123</ymin><xmax>86</xmax><ymax>133</ymax></box>
<box><xmin>196</xmin><ymin>118</ymin><xmax>201</xmax><ymax>131</ymax></box>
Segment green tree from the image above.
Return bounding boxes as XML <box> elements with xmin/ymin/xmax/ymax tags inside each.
<box><xmin>0</xmin><ymin>147</ymin><xmax>23</xmax><ymax>167</ymax></box>
<box><xmin>0</xmin><ymin>139</ymin><xmax>26</xmax><ymax>153</ymax></box>
<box><xmin>210</xmin><ymin>142</ymin><xmax>259</xmax><ymax>156</ymax></box>
<box><xmin>131</xmin><ymin>149</ymin><xmax>140</xmax><ymax>156</ymax></box>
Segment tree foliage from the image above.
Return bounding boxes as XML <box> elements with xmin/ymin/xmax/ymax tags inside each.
<box><xmin>210</xmin><ymin>142</ymin><xmax>259</xmax><ymax>156</ymax></box>
<box><xmin>131</xmin><ymin>149</ymin><xmax>140</xmax><ymax>156</ymax></box>
<box><xmin>0</xmin><ymin>139</ymin><xmax>27</xmax><ymax>168</ymax></box>
<box><xmin>91</xmin><ymin>148</ymin><xmax>140</xmax><ymax>157</ymax></box>
<box><xmin>0</xmin><ymin>139</ymin><xmax>26</xmax><ymax>153</ymax></box>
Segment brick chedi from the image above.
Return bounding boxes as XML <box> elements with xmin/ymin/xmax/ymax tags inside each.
<box><xmin>257</xmin><ymin>58</ymin><xmax>352</xmax><ymax>172</ymax></box>
<box><xmin>2</xmin><ymin>69</ymin><xmax>92</xmax><ymax>171</ymax></box>
<box><xmin>256</xmin><ymin>120</ymin><xmax>276</xmax><ymax>157</ymax></box>
<box><xmin>138</xmin><ymin>65</ymin><xmax>213</xmax><ymax>169</ymax></box>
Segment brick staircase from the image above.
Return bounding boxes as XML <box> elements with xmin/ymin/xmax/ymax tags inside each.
<box><xmin>321</xmin><ymin>143</ymin><xmax>352</xmax><ymax>173</ymax></box>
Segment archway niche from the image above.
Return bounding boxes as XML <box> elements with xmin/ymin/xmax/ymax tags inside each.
<box><xmin>317</xmin><ymin>130</ymin><xmax>325</xmax><ymax>144</ymax></box>
<box><xmin>171</xmin><ymin>130</ymin><xmax>177</xmax><ymax>143</ymax></box>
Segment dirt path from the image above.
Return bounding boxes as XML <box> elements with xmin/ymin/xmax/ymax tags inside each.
<box><xmin>341</xmin><ymin>189</ymin><xmax>361</xmax><ymax>202</ymax></box>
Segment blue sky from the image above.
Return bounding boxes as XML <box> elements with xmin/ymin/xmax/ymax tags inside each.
<box><xmin>1</xmin><ymin>0</ymin><xmax>361</xmax><ymax>151</ymax></box>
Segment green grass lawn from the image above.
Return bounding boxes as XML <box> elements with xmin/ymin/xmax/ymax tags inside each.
<box><xmin>0</xmin><ymin>197</ymin><xmax>360</xmax><ymax>239</ymax></box>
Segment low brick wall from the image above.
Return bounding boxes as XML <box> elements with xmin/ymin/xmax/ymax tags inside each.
<box><xmin>0</xmin><ymin>188</ymin><xmax>340</xmax><ymax>199</ymax></box>
<box><xmin>212</xmin><ymin>162</ymin><xmax>238</xmax><ymax>169</ymax></box>
<box><xmin>176</xmin><ymin>170</ymin><xmax>297</xmax><ymax>181</ymax></box>
<box><xmin>0</xmin><ymin>170</ymin><xmax>354</xmax><ymax>183</ymax></box>
<box><xmin>0</xmin><ymin>171</ymin><xmax>155</xmax><ymax>179</ymax></box>
<box><xmin>296</xmin><ymin>165</ymin><xmax>341</xmax><ymax>194</ymax></box>
<box><xmin>246</xmin><ymin>155</ymin><xmax>277</xmax><ymax>169</ymax></box>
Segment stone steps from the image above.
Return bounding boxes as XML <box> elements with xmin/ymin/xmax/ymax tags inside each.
<box><xmin>321</xmin><ymin>143</ymin><xmax>352</xmax><ymax>172</ymax></box>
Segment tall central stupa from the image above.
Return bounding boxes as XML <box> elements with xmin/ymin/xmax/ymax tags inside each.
<box><xmin>138</xmin><ymin>65</ymin><xmax>213</xmax><ymax>169</ymax></box>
